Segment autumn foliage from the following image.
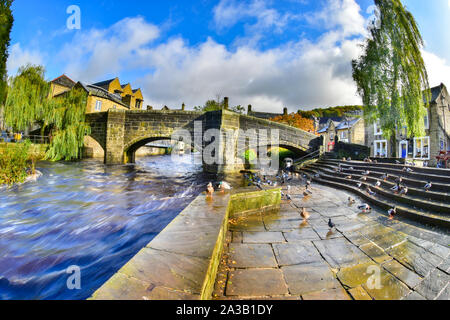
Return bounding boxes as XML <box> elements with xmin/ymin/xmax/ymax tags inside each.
<box><xmin>270</xmin><ymin>113</ymin><xmax>316</xmax><ymax>133</ymax></box>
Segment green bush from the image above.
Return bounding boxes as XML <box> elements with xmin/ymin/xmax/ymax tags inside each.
<box><xmin>0</xmin><ymin>141</ymin><xmax>32</xmax><ymax>185</ymax></box>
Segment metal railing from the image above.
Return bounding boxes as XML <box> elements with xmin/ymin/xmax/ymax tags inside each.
<box><xmin>0</xmin><ymin>133</ymin><xmax>49</xmax><ymax>144</ymax></box>
<box><xmin>294</xmin><ymin>149</ymin><xmax>321</xmax><ymax>164</ymax></box>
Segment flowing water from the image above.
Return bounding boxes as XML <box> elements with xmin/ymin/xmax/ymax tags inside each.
<box><xmin>0</xmin><ymin>154</ymin><xmax>219</xmax><ymax>300</ymax></box>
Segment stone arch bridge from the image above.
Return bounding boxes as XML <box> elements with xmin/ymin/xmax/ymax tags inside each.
<box><xmin>86</xmin><ymin>109</ymin><xmax>322</xmax><ymax>173</ymax></box>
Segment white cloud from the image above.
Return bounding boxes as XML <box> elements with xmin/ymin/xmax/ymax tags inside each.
<box><xmin>7</xmin><ymin>43</ymin><xmax>43</xmax><ymax>76</ymax></box>
<box><xmin>60</xmin><ymin>17</ymin><xmax>160</xmax><ymax>82</ymax></box>
<box><xmin>422</xmin><ymin>50</ymin><xmax>450</xmax><ymax>88</ymax></box>
<box><xmin>56</xmin><ymin>0</ymin><xmax>375</xmax><ymax>111</ymax></box>
<box><xmin>212</xmin><ymin>0</ymin><xmax>302</xmax><ymax>46</ymax></box>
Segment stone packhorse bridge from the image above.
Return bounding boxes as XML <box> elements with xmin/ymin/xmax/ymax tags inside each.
<box><xmin>86</xmin><ymin>109</ymin><xmax>321</xmax><ymax>173</ymax></box>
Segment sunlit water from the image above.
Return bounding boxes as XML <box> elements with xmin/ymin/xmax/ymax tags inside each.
<box><xmin>0</xmin><ymin>155</ymin><xmax>219</xmax><ymax>300</ymax></box>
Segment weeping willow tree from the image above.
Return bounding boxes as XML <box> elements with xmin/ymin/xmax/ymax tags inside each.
<box><xmin>0</xmin><ymin>0</ymin><xmax>14</xmax><ymax>127</ymax></box>
<box><xmin>352</xmin><ymin>0</ymin><xmax>430</xmax><ymax>156</ymax></box>
<box><xmin>4</xmin><ymin>64</ymin><xmax>90</xmax><ymax>161</ymax></box>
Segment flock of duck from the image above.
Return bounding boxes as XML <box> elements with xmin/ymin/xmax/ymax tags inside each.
<box><xmin>333</xmin><ymin>162</ymin><xmax>434</xmax><ymax>221</ymax></box>
<box><xmin>204</xmin><ymin>160</ymin><xmax>437</xmax><ymax>231</ymax></box>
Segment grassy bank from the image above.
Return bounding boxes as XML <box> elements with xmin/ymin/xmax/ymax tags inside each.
<box><xmin>0</xmin><ymin>142</ymin><xmax>47</xmax><ymax>185</ymax></box>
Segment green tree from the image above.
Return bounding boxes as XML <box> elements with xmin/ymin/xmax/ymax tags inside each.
<box><xmin>352</xmin><ymin>0</ymin><xmax>430</xmax><ymax>156</ymax></box>
<box><xmin>4</xmin><ymin>65</ymin><xmax>90</xmax><ymax>161</ymax></box>
<box><xmin>0</xmin><ymin>0</ymin><xmax>14</xmax><ymax>127</ymax></box>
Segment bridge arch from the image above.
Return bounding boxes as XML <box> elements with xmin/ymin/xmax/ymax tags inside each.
<box><xmin>124</xmin><ymin>136</ymin><xmax>173</xmax><ymax>164</ymax></box>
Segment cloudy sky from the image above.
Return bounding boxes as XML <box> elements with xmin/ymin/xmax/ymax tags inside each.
<box><xmin>7</xmin><ymin>0</ymin><xmax>450</xmax><ymax>112</ymax></box>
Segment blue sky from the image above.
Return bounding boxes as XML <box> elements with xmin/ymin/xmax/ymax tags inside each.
<box><xmin>7</xmin><ymin>0</ymin><xmax>450</xmax><ymax>112</ymax></box>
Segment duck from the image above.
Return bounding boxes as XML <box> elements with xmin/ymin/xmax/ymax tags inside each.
<box><xmin>359</xmin><ymin>176</ymin><xmax>367</xmax><ymax>181</ymax></box>
<box><xmin>374</xmin><ymin>181</ymin><xmax>381</xmax><ymax>188</ymax></box>
<box><xmin>363</xmin><ymin>170</ymin><xmax>370</xmax><ymax>176</ymax></box>
<box><xmin>399</xmin><ymin>187</ymin><xmax>408</xmax><ymax>196</ymax></box>
<box><xmin>381</xmin><ymin>173</ymin><xmax>388</xmax><ymax>181</ymax></box>
<box><xmin>391</xmin><ymin>185</ymin><xmax>399</xmax><ymax>192</ymax></box>
<box><xmin>314</xmin><ymin>173</ymin><xmax>320</xmax><ymax>178</ymax></box>
<box><xmin>357</xmin><ymin>182</ymin><xmax>363</xmax><ymax>189</ymax></box>
<box><xmin>348</xmin><ymin>197</ymin><xmax>356</xmax><ymax>205</ymax></box>
<box><xmin>301</xmin><ymin>208</ymin><xmax>310</xmax><ymax>220</ymax></box>
<box><xmin>286</xmin><ymin>194</ymin><xmax>292</xmax><ymax>201</ymax></box>
<box><xmin>358</xmin><ymin>203</ymin><xmax>372</xmax><ymax>213</ymax></box>
<box><xmin>388</xmin><ymin>207</ymin><xmax>397</xmax><ymax>220</ymax></box>
<box><xmin>424</xmin><ymin>182</ymin><xmax>432</xmax><ymax>192</ymax></box>
<box><xmin>218</xmin><ymin>181</ymin><xmax>232</xmax><ymax>191</ymax></box>
<box><xmin>367</xmin><ymin>188</ymin><xmax>376</xmax><ymax>196</ymax></box>
<box><xmin>206</xmin><ymin>182</ymin><xmax>215</xmax><ymax>196</ymax></box>
<box><xmin>346</xmin><ymin>175</ymin><xmax>352</xmax><ymax>179</ymax></box>
<box><xmin>349</xmin><ymin>167</ymin><xmax>355</xmax><ymax>170</ymax></box>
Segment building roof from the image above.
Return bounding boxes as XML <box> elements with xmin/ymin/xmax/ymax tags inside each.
<box><xmin>75</xmin><ymin>82</ymin><xmax>129</xmax><ymax>108</ymax></box>
<box><xmin>91</xmin><ymin>78</ymin><xmax>117</xmax><ymax>90</ymax></box>
<box><xmin>51</xmin><ymin>74</ymin><xmax>76</xmax><ymax>89</ymax></box>
<box><xmin>335</xmin><ymin>118</ymin><xmax>361</xmax><ymax>130</ymax></box>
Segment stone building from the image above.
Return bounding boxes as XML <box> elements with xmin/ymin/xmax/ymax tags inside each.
<box><xmin>365</xmin><ymin>83</ymin><xmax>450</xmax><ymax>166</ymax></box>
<box><xmin>317</xmin><ymin>117</ymin><xmax>365</xmax><ymax>152</ymax></box>
<box><xmin>49</xmin><ymin>75</ymin><xmax>145</xmax><ymax>113</ymax></box>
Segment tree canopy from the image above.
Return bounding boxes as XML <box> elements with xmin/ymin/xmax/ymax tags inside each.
<box><xmin>4</xmin><ymin>65</ymin><xmax>90</xmax><ymax>161</ymax></box>
<box><xmin>270</xmin><ymin>113</ymin><xmax>315</xmax><ymax>133</ymax></box>
<box><xmin>352</xmin><ymin>0</ymin><xmax>430</xmax><ymax>142</ymax></box>
<box><xmin>0</xmin><ymin>0</ymin><xmax>14</xmax><ymax>105</ymax></box>
<box><xmin>194</xmin><ymin>99</ymin><xmax>245</xmax><ymax>114</ymax></box>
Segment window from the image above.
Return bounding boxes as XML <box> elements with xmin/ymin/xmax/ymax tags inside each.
<box><xmin>374</xmin><ymin>140</ymin><xmax>388</xmax><ymax>158</ymax></box>
<box><xmin>136</xmin><ymin>100</ymin><xmax>142</xmax><ymax>109</ymax></box>
<box><xmin>414</xmin><ymin>137</ymin><xmax>430</xmax><ymax>159</ymax></box>
<box><xmin>330</xmin><ymin>132</ymin><xmax>335</xmax><ymax>141</ymax></box>
<box><xmin>340</xmin><ymin>131</ymin><xmax>349</xmax><ymax>143</ymax></box>
<box><xmin>374</xmin><ymin>120</ymin><xmax>382</xmax><ymax>136</ymax></box>
<box><xmin>424</xmin><ymin>112</ymin><xmax>429</xmax><ymax>130</ymax></box>
<box><xmin>95</xmin><ymin>100</ymin><xmax>102</xmax><ymax>111</ymax></box>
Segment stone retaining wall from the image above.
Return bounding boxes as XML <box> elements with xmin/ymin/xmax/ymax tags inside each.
<box><xmin>90</xmin><ymin>187</ymin><xmax>281</xmax><ymax>300</ymax></box>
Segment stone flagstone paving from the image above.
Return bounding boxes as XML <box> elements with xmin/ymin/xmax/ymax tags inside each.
<box><xmin>213</xmin><ymin>182</ymin><xmax>450</xmax><ymax>300</ymax></box>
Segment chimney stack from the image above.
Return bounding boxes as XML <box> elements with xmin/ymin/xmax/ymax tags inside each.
<box><xmin>224</xmin><ymin>97</ymin><xmax>229</xmax><ymax>110</ymax></box>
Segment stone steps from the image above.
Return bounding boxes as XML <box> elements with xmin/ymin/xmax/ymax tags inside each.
<box><xmin>321</xmin><ymin>159</ymin><xmax>450</xmax><ymax>184</ymax></box>
<box><xmin>318</xmin><ymin>160</ymin><xmax>450</xmax><ymax>193</ymax></box>
<box><xmin>297</xmin><ymin>166</ymin><xmax>450</xmax><ymax>230</ymax></box>
<box><xmin>307</xmin><ymin>164</ymin><xmax>450</xmax><ymax>215</ymax></box>
<box><xmin>310</xmin><ymin>162</ymin><xmax>450</xmax><ymax>203</ymax></box>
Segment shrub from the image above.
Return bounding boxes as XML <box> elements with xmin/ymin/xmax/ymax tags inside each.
<box><xmin>0</xmin><ymin>141</ymin><xmax>32</xmax><ymax>185</ymax></box>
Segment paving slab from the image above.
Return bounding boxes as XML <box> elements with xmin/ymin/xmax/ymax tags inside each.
<box><xmin>228</xmin><ymin>243</ymin><xmax>277</xmax><ymax>268</ymax></box>
<box><xmin>283</xmin><ymin>228</ymin><xmax>321</xmax><ymax>242</ymax></box>
<box><xmin>436</xmin><ymin>283</ymin><xmax>449</xmax><ymax>300</ymax></box>
<box><xmin>313</xmin><ymin>238</ymin><xmax>371</xmax><ymax>268</ymax></box>
<box><xmin>402</xmin><ymin>291</ymin><xmax>426</xmax><ymax>300</ymax></box>
<box><xmin>301</xmin><ymin>287</ymin><xmax>351</xmax><ymax>300</ymax></box>
<box><xmin>273</xmin><ymin>242</ymin><xmax>324</xmax><ymax>266</ymax></box>
<box><xmin>362</xmin><ymin>271</ymin><xmax>411</xmax><ymax>300</ymax></box>
<box><xmin>226</xmin><ymin>269</ymin><xmax>289</xmax><ymax>297</ymax></box>
<box><xmin>229</xmin><ymin>214</ymin><xmax>266</xmax><ymax>232</ymax></box>
<box><xmin>415</xmin><ymin>268</ymin><xmax>450</xmax><ymax>300</ymax></box>
<box><xmin>387</xmin><ymin>241</ymin><xmax>444</xmax><ymax>277</ymax></box>
<box><xmin>282</xmin><ymin>262</ymin><xmax>341</xmax><ymax>295</ymax></box>
<box><xmin>348</xmin><ymin>286</ymin><xmax>372</xmax><ymax>300</ymax></box>
<box><xmin>263</xmin><ymin>218</ymin><xmax>305</xmax><ymax>232</ymax></box>
<box><xmin>382</xmin><ymin>260</ymin><xmax>423</xmax><ymax>289</ymax></box>
<box><xmin>242</xmin><ymin>232</ymin><xmax>285</xmax><ymax>244</ymax></box>
<box><xmin>359</xmin><ymin>242</ymin><xmax>392</xmax><ymax>264</ymax></box>
<box><xmin>118</xmin><ymin>248</ymin><xmax>209</xmax><ymax>295</ymax></box>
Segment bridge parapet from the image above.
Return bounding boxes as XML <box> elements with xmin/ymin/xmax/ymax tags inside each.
<box><xmin>86</xmin><ymin>109</ymin><xmax>322</xmax><ymax>173</ymax></box>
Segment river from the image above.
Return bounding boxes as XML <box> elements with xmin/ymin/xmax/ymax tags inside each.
<box><xmin>0</xmin><ymin>154</ymin><xmax>223</xmax><ymax>300</ymax></box>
